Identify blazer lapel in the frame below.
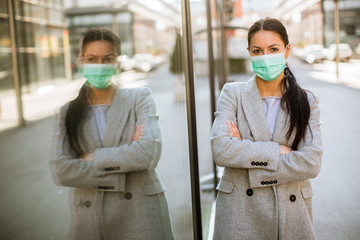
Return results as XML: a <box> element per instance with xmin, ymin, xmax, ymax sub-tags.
<box><xmin>102</xmin><ymin>88</ymin><xmax>131</xmax><ymax>147</ymax></box>
<box><xmin>241</xmin><ymin>77</ymin><xmax>271</xmax><ymax>141</ymax></box>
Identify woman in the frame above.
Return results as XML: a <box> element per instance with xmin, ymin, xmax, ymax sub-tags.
<box><xmin>50</xmin><ymin>28</ymin><xmax>173</xmax><ymax>240</ymax></box>
<box><xmin>211</xmin><ymin>18</ymin><xmax>322</xmax><ymax>240</ymax></box>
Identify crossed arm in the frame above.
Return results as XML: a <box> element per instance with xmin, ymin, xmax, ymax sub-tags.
<box><xmin>50</xmin><ymin>88</ymin><xmax>161</xmax><ymax>191</ymax></box>
<box><xmin>80</xmin><ymin>125</ymin><xmax>144</xmax><ymax>162</ymax></box>
<box><xmin>211</xmin><ymin>84</ymin><xmax>322</xmax><ymax>188</ymax></box>
<box><xmin>226</xmin><ymin>121</ymin><xmax>292</xmax><ymax>155</ymax></box>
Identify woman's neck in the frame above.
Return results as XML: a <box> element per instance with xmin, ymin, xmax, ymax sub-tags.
<box><xmin>88</xmin><ymin>84</ymin><xmax>116</xmax><ymax>105</ymax></box>
<box><xmin>256</xmin><ymin>72</ymin><xmax>284</xmax><ymax>98</ymax></box>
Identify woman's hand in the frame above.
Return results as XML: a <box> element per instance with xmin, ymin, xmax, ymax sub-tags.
<box><xmin>227</xmin><ymin>121</ymin><xmax>242</xmax><ymax>140</ymax></box>
<box><xmin>279</xmin><ymin>145</ymin><xmax>292</xmax><ymax>155</ymax></box>
<box><xmin>133</xmin><ymin>125</ymin><xmax>144</xmax><ymax>142</ymax></box>
<box><xmin>80</xmin><ymin>152</ymin><xmax>94</xmax><ymax>162</ymax></box>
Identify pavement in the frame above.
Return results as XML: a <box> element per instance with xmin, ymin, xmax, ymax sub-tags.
<box><xmin>0</xmin><ymin>58</ymin><xmax>360</xmax><ymax>240</ymax></box>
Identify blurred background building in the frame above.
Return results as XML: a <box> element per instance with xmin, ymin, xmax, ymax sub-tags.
<box><xmin>0</xmin><ymin>0</ymin><xmax>69</xmax><ymax>92</ymax></box>
<box><xmin>64</xmin><ymin>0</ymin><xmax>181</xmax><ymax>70</ymax></box>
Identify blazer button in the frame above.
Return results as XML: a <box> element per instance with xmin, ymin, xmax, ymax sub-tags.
<box><xmin>104</xmin><ymin>168</ymin><xmax>109</xmax><ymax>171</ymax></box>
<box><xmin>274</xmin><ymin>180</ymin><xmax>278</xmax><ymax>184</ymax></box>
<box><xmin>269</xmin><ymin>181</ymin><xmax>274</xmax><ymax>184</ymax></box>
<box><xmin>290</xmin><ymin>194</ymin><xmax>296</xmax><ymax>202</ymax></box>
<box><xmin>85</xmin><ymin>201</ymin><xmax>91</xmax><ymax>208</ymax></box>
<box><xmin>261</xmin><ymin>181</ymin><xmax>265</xmax><ymax>185</ymax></box>
<box><xmin>116</xmin><ymin>166</ymin><xmax>120</xmax><ymax>170</ymax></box>
<box><xmin>246</xmin><ymin>189</ymin><xmax>253</xmax><ymax>196</ymax></box>
<box><xmin>264</xmin><ymin>162</ymin><xmax>268</xmax><ymax>166</ymax></box>
<box><xmin>251</xmin><ymin>162</ymin><xmax>255</xmax><ymax>166</ymax></box>
<box><xmin>98</xmin><ymin>186</ymin><xmax>103</xmax><ymax>189</ymax></box>
<box><xmin>125</xmin><ymin>192</ymin><xmax>132</xmax><ymax>200</ymax></box>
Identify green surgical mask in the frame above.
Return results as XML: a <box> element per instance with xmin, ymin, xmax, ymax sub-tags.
<box><xmin>250</xmin><ymin>48</ymin><xmax>287</xmax><ymax>81</ymax></box>
<box><xmin>82</xmin><ymin>64</ymin><xmax>118</xmax><ymax>89</ymax></box>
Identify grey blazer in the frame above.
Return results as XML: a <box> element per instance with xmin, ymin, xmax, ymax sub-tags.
<box><xmin>50</xmin><ymin>87</ymin><xmax>173</xmax><ymax>240</ymax></box>
<box><xmin>211</xmin><ymin>77</ymin><xmax>322</xmax><ymax>240</ymax></box>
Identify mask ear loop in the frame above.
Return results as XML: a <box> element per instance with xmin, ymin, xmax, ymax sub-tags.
<box><xmin>284</xmin><ymin>44</ymin><xmax>290</xmax><ymax>68</ymax></box>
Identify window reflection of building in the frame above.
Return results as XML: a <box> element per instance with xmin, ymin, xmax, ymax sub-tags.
<box><xmin>323</xmin><ymin>0</ymin><xmax>360</xmax><ymax>49</ymax></box>
<box><xmin>0</xmin><ymin>0</ymin><xmax>69</xmax><ymax>128</ymax></box>
<box><xmin>0</xmin><ymin>1</ymin><xmax>13</xmax><ymax>91</ymax></box>
<box><xmin>65</xmin><ymin>0</ymin><xmax>180</xmax><ymax>74</ymax></box>
<box><xmin>2</xmin><ymin>0</ymin><xmax>69</xmax><ymax>93</ymax></box>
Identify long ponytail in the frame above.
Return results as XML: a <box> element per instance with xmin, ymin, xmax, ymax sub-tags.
<box><xmin>282</xmin><ymin>66</ymin><xmax>312</xmax><ymax>150</ymax></box>
<box><xmin>65</xmin><ymin>85</ymin><xmax>89</xmax><ymax>156</ymax></box>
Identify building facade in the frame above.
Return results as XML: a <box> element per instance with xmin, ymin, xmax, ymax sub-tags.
<box><xmin>0</xmin><ymin>0</ymin><xmax>69</xmax><ymax>93</ymax></box>
<box><xmin>0</xmin><ymin>0</ymin><xmax>69</xmax><ymax>127</ymax></box>
<box><xmin>65</xmin><ymin>0</ymin><xmax>179</xmax><ymax>71</ymax></box>
<box><xmin>323</xmin><ymin>0</ymin><xmax>360</xmax><ymax>50</ymax></box>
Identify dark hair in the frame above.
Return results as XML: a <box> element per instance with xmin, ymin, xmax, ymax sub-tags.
<box><xmin>248</xmin><ymin>18</ymin><xmax>312</xmax><ymax>150</ymax></box>
<box><xmin>65</xmin><ymin>28</ymin><xmax>121</xmax><ymax>156</ymax></box>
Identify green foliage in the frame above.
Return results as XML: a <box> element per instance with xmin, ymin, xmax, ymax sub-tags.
<box><xmin>169</xmin><ymin>32</ymin><xmax>184</xmax><ymax>74</ymax></box>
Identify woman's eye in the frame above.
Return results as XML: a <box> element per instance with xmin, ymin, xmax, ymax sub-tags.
<box><xmin>253</xmin><ymin>49</ymin><xmax>261</xmax><ymax>54</ymax></box>
<box><xmin>88</xmin><ymin>58</ymin><xmax>97</xmax><ymax>62</ymax></box>
<box><xmin>270</xmin><ymin>48</ymin><xmax>279</xmax><ymax>52</ymax></box>
<box><xmin>103</xmin><ymin>58</ymin><xmax>114</xmax><ymax>63</ymax></box>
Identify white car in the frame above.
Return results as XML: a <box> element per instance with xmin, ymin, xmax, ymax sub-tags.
<box><xmin>118</xmin><ymin>55</ymin><xmax>135</xmax><ymax>71</ymax></box>
<box><xmin>132</xmin><ymin>53</ymin><xmax>163</xmax><ymax>72</ymax></box>
<box><xmin>302</xmin><ymin>44</ymin><xmax>327</xmax><ymax>64</ymax></box>
<box><xmin>326</xmin><ymin>43</ymin><xmax>353</xmax><ymax>61</ymax></box>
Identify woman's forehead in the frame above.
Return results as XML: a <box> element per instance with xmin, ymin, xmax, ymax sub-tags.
<box><xmin>249</xmin><ymin>30</ymin><xmax>284</xmax><ymax>47</ymax></box>
<box><xmin>82</xmin><ymin>40</ymin><xmax>116</xmax><ymax>55</ymax></box>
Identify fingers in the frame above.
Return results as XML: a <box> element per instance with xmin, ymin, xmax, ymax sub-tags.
<box><xmin>80</xmin><ymin>153</ymin><xmax>94</xmax><ymax>162</ymax></box>
<box><xmin>133</xmin><ymin>125</ymin><xmax>144</xmax><ymax>142</ymax></box>
<box><xmin>227</xmin><ymin>121</ymin><xmax>241</xmax><ymax>139</ymax></box>
<box><xmin>279</xmin><ymin>145</ymin><xmax>292</xmax><ymax>154</ymax></box>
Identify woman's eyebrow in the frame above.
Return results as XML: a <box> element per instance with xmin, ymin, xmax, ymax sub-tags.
<box><xmin>83</xmin><ymin>54</ymin><xmax>116</xmax><ymax>57</ymax></box>
<box><xmin>268</xmin><ymin>44</ymin><xmax>281</xmax><ymax>47</ymax></box>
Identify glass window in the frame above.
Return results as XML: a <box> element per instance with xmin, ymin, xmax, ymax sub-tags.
<box><xmin>47</xmin><ymin>8</ymin><xmax>64</xmax><ymax>22</ymax></box>
<box><xmin>0</xmin><ymin>18</ymin><xmax>11</xmax><ymax>48</ymax></box>
<box><xmin>0</xmin><ymin>0</ymin><xmax>8</xmax><ymax>14</ymax></box>
<box><xmin>116</xmin><ymin>11</ymin><xmax>132</xmax><ymax>23</ymax></box>
<box><xmin>30</xmin><ymin>4</ymin><xmax>46</xmax><ymax>19</ymax></box>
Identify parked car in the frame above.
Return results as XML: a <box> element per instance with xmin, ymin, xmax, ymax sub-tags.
<box><xmin>302</xmin><ymin>44</ymin><xmax>327</xmax><ymax>64</ymax></box>
<box><xmin>326</xmin><ymin>43</ymin><xmax>353</xmax><ymax>61</ymax></box>
<box><xmin>355</xmin><ymin>43</ymin><xmax>360</xmax><ymax>55</ymax></box>
<box><xmin>118</xmin><ymin>55</ymin><xmax>135</xmax><ymax>71</ymax></box>
<box><xmin>132</xmin><ymin>53</ymin><xmax>162</xmax><ymax>72</ymax></box>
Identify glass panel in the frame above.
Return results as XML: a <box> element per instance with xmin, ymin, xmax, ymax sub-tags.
<box><xmin>0</xmin><ymin>14</ymin><xmax>19</xmax><ymax>130</ymax></box>
<box><xmin>60</xmin><ymin>1</ymin><xmax>195</xmax><ymax>239</ymax></box>
<box><xmin>0</xmin><ymin>0</ymin><xmax>8</xmax><ymax>14</ymax></box>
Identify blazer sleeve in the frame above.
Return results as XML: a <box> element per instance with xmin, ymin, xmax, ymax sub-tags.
<box><xmin>49</xmin><ymin>104</ymin><xmax>126</xmax><ymax>192</ymax></box>
<box><xmin>92</xmin><ymin>88</ymin><xmax>162</xmax><ymax>174</ymax></box>
<box><xmin>248</xmin><ymin>93</ymin><xmax>323</xmax><ymax>188</ymax></box>
<box><xmin>211</xmin><ymin>83</ymin><xmax>280</xmax><ymax>171</ymax></box>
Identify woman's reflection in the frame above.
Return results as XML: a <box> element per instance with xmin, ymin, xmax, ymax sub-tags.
<box><xmin>50</xmin><ymin>28</ymin><xmax>173</xmax><ymax>240</ymax></box>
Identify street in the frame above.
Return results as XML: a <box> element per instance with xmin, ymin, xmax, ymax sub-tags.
<box><xmin>0</xmin><ymin>57</ymin><xmax>360</xmax><ymax>239</ymax></box>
